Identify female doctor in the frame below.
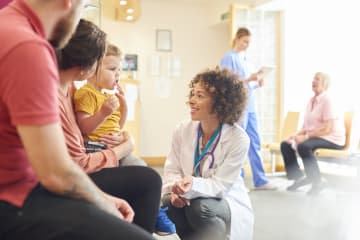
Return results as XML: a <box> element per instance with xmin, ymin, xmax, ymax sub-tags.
<box><xmin>162</xmin><ymin>68</ymin><xmax>254</xmax><ymax>240</ymax></box>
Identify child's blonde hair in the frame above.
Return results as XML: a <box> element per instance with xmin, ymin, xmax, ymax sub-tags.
<box><xmin>106</xmin><ymin>42</ymin><xmax>122</xmax><ymax>58</ymax></box>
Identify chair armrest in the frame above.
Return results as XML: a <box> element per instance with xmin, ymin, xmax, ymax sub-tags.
<box><xmin>262</xmin><ymin>143</ymin><xmax>270</xmax><ymax>149</ymax></box>
<box><xmin>314</xmin><ymin>148</ymin><xmax>350</xmax><ymax>158</ymax></box>
<box><xmin>267</xmin><ymin>143</ymin><xmax>280</xmax><ymax>152</ymax></box>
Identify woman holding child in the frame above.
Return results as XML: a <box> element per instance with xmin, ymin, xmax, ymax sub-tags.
<box><xmin>56</xmin><ymin>19</ymin><xmax>162</xmax><ymax>235</ymax></box>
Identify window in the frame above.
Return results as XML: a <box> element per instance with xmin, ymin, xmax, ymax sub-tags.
<box><xmin>231</xmin><ymin>5</ymin><xmax>281</xmax><ymax>145</ymax></box>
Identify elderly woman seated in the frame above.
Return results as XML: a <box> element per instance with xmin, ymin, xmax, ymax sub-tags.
<box><xmin>280</xmin><ymin>72</ymin><xmax>345</xmax><ymax>195</ymax></box>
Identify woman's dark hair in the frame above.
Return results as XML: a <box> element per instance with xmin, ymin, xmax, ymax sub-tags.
<box><xmin>56</xmin><ymin>19</ymin><xmax>106</xmax><ymax>71</ymax></box>
<box><xmin>188</xmin><ymin>67</ymin><xmax>248</xmax><ymax>125</ymax></box>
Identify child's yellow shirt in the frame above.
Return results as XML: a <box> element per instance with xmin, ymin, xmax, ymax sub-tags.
<box><xmin>74</xmin><ymin>83</ymin><xmax>121</xmax><ymax>141</ymax></box>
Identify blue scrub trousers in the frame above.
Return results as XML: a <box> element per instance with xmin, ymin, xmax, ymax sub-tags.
<box><xmin>241</xmin><ymin>111</ymin><xmax>268</xmax><ymax>187</ymax></box>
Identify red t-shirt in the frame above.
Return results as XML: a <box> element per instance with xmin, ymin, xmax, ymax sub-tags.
<box><xmin>0</xmin><ymin>0</ymin><xmax>60</xmax><ymax>207</ymax></box>
<box><xmin>0</xmin><ymin>0</ymin><xmax>13</xmax><ymax>9</ymax></box>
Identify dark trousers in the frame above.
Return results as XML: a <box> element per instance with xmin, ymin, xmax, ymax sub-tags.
<box><xmin>164</xmin><ymin>197</ymin><xmax>231</xmax><ymax>240</ymax></box>
<box><xmin>0</xmin><ymin>166</ymin><xmax>160</xmax><ymax>240</ymax></box>
<box><xmin>280</xmin><ymin>137</ymin><xmax>344</xmax><ymax>183</ymax></box>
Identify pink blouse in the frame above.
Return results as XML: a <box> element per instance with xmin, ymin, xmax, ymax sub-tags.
<box><xmin>302</xmin><ymin>92</ymin><xmax>345</xmax><ymax>146</ymax></box>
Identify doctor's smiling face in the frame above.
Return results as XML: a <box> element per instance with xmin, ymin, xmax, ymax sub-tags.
<box><xmin>188</xmin><ymin>68</ymin><xmax>247</xmax><ymax>125</ymax></box>
<box><xmin>189</xmin><ymin>82</ymin><xmax>217</xmax><ymax>122</ymax></box>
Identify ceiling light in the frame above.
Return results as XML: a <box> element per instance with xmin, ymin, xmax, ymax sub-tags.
<box><xmin>126</xmin><ymin>15</ymin><xmax>134</xmax><ymax>21</ymax></box>
<box><xmin>119</xmin><ymin>0</ymin><xmax>127</xmax><ymax>5</ymax></box>
<box><xmin>126</xmin><ymin>8</ymin><xmax>134</xmax><ymax>13</ymax></box>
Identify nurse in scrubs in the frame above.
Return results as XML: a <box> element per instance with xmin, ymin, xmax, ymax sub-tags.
<box><xmin>220</xmin><ymin>27</ymin><xmax>275</xmax><ymax>190</ymax></box>
<box><xmin>162</xmin><ymin>67</ymin><xmax>254</xmax><ymax>240</ymax></box>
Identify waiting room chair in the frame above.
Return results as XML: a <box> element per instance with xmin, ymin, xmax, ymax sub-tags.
<box><xmin>315</xmin><ymin>111</ymin><xmax>360</xmax><ymax>172</ymax></box>
<box><xmin>264</xmin><ymin>111</ymin><xmax>301</xmax><ymax>175</ymax></box>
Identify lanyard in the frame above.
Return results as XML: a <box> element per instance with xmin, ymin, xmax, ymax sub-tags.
<box><xmin>193</xmin><ymin>123</ymin><xmax>222</xmax><ymax>176</ymax></box>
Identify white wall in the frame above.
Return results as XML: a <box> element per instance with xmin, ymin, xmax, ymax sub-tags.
<box><xmin>281</xmin><ymin>0</ymin><xmax>360</xmax><ymax>114</ymax></box>
<box><xmin>101</xmin><ymin>0</ymin><xmax>360</xmax><ymax>157</ymax></box>
<box><xmin>102</xmin><ymin>0</ymin><xmax>229</xmax><ymax>156</ymax></box>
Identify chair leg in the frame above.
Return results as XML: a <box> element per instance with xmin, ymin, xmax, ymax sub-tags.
<box><xmin>266</xmin><ymin>151</ymin><xmax>286</xmax><ymax>177</ymax></box>
<box><xmin>264</xmin><ymin>152</ymin><xmax>276</xmax><ymax>177</ymax></box>
<box><xmin>271</xmin><ymin>152</ymin><xmax>276</xmax><ymax>175</ymax></box>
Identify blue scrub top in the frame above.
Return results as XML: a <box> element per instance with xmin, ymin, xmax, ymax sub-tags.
<box><xmin>220</xmin><ymin>50</ymin><xmax>257</xmax><ymax>113</ymax></box>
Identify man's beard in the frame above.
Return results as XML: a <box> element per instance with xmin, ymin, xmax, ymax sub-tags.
<box><xmin>50</xmin><ymin>8</ymin><xmax>77</xmax><ymax>49</ymax></box>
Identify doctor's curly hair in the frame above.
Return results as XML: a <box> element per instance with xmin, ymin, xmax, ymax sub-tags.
<box><xmin>188</xmin><ymin>67</ymin><xmax>248</xmax><ymax>125</ymax></box>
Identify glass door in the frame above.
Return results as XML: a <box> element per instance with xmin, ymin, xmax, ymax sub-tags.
<box><xmin>230</xmin><ymin>5</ymin><xmax>282</xmax><ymax>167</ymax></box>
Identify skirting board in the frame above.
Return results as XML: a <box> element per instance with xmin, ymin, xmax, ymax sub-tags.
<box><xmin>141</xmin><ymin>156</ymin><xmax>285</xmax><ymax>174</ymax></box>
<box><xmin>141</xmin><ymin>156</ymin><xmax>166</xmax><ymax>166</ymax></box>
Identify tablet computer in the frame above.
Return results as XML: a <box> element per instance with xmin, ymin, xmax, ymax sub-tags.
<box><xmin>258</xmin><ymin>66</ymin><xmax>275</xmax><ymax>77</ymax></box>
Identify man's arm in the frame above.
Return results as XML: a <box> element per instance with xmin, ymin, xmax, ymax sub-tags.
<box><xmin>17</xmin><ymin>123</ymin><xmax>122</xmax><ymax>219</ymax></box>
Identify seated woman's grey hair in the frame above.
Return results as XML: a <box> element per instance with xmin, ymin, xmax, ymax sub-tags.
<box><xmin>316</xmin><ymin>72</ymin><xmax>330</xmax><ymax>90</ymax></box>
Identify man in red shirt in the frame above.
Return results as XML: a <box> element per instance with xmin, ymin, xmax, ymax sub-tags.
<box><xmin>0</xmin><ymin>1</ymin><xmax>154</xmax><ymax>239</ymax></box>
<box><xmin>0</xmin><ymin>0</ymin><xmax>12</xmax><ymax>9</ymax></box>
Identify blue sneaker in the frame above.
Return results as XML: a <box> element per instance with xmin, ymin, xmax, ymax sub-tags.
<box><xmin>155</xmin><ymin>207</ymin><xmax>176</xmax><ymax>236</ymax></box>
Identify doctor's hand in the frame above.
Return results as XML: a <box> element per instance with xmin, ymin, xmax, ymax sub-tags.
<box><xmin>172</xmin><ymin>176</ymin><xmax>193</xmax><ymax>195</ymax></box>
<box><xmin>170</xmin><ymin>193</ymin><xmax>190</xmax><ymax>208</ymax></box>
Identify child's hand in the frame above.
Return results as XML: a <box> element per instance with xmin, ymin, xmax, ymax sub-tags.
<box><xmin>116</xmin><ymin>84</ymin><xmax>126</xmax><ymax>96</ymax></box>
<box><xmin>101</xmin><ymin>95</ymin><xmax>119</xmax><ymax>116</ymax></box>
<box><xmin>115</xmin><ymin>84</ymin><xmax>126</xmax><ymax>104</ymax></box>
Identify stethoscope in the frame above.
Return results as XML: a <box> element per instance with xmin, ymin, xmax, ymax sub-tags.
<box><xmin>193</xmin><ymin>123</ymin><xmax>222</xmax><ymax>177</ymax></box>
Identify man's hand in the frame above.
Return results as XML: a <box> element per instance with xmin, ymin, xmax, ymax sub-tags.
<box><xmin>105</xmin><ymin>193</ymin><xmax>134</xmax><ymax>223</ymax></box>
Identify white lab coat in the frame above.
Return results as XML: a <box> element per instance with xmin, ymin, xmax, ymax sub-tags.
<box><xmin>163</xmin><ymin>120</ymin><xmax>254</xmax><ymax>240</ymax></box>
